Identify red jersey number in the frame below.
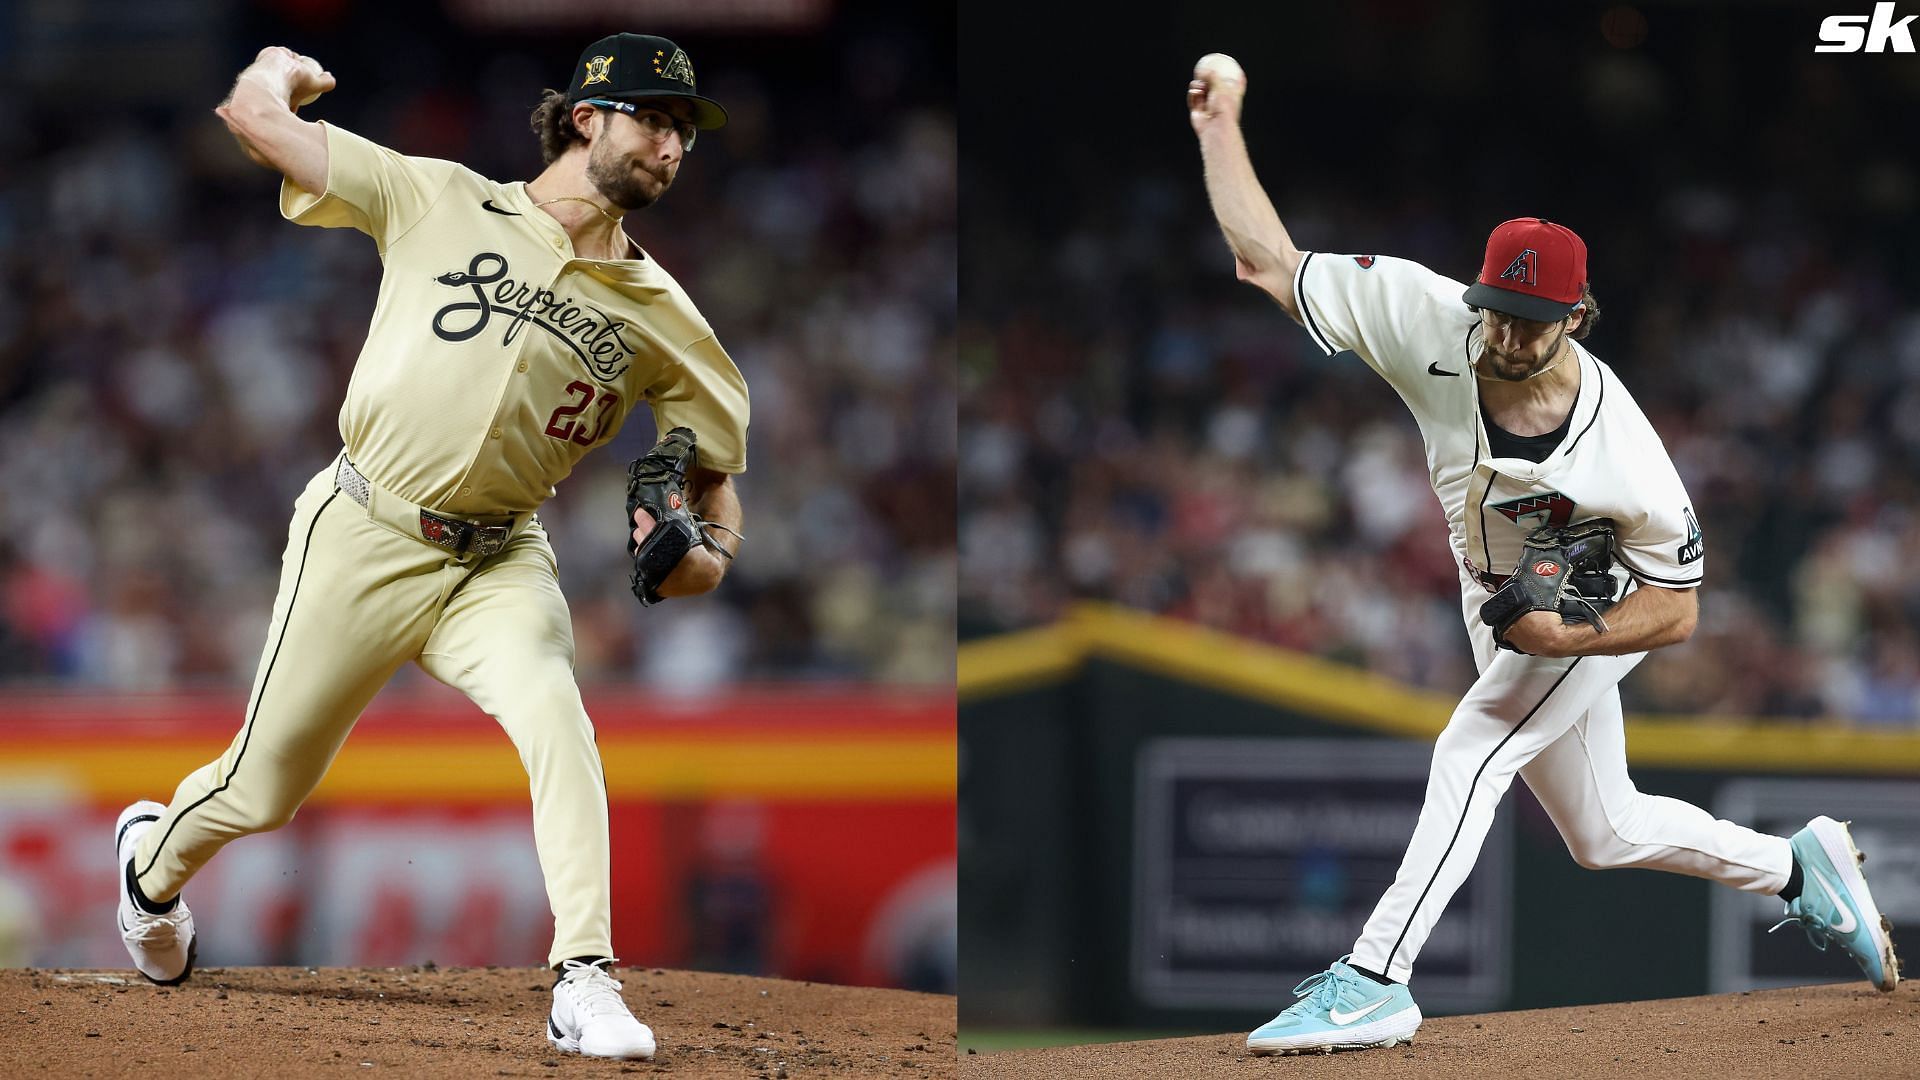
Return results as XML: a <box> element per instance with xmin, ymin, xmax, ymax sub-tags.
<box><xmin>544</xmin><ymin>380</ymin><xmax>619</xmax><ymax>446</ymax></box>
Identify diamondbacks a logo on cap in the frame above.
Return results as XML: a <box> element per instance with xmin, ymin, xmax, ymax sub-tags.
<box><xmin>582</xmin><ymin>55</ymin><xmax>614</xmax><ymax>87</ymax></box>
<box><xmin>1499</xmin><ymin>248</ymin><xmax>1539</xmax><ymax>286</ymax></box>
<box><xmin>654</xmin><ymin>46</ymin><xmax>695</xmax><ymax>88</ymax></box>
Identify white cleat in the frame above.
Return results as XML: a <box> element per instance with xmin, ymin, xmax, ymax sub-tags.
<box><xmin>547</xmin><ymin>958</ymin><xmax>657</xmax><ymax>1060</ymax></box>
<box><xmin>114</xmin><ymin>800</ymin><xmax>196</xmax><ymax>985</ymax></box>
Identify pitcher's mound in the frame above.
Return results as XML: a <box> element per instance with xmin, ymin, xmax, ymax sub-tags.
<box><xmin>2</xmin><ymin>965</ymin><xmax>955</xmax><ymax>1078</ymax></box>
<box><xmin>963</xmin><ymin>982</ymin><xmax>1917</xmax><ymax>1078</ymax></box>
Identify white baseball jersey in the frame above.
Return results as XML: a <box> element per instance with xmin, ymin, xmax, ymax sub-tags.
<box><xmin>1282</xmin><ymin>253</ymin><xmax>1790</xmax><ymax>993</ymax></box>
<box><xmin>1290</xmin><ymin>252</ymin><xmax>1705</xmax><ymax>600</ymax></box>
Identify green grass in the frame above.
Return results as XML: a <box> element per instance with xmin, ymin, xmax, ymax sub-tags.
<box><xmin>960</xmin><ymin>1028</ymin><xmax>1216</xmax><ymax>1053</ymax></box>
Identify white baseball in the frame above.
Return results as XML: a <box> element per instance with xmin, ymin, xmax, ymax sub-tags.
<box><xmin>1195</xmin><ymin>52</ymin><xmax>1245</xmax><ymax>86</ymax></box>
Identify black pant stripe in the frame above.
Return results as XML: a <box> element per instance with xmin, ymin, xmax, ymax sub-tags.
<box><xmin>137</xmin><ymin>489</ymin><xmax>341</xmax><ymax>882</ymax></box>
<box><xmin>1383</xmin><ymin>656</ymin><xmax>1584</xmax><ymax>973</ymax></box>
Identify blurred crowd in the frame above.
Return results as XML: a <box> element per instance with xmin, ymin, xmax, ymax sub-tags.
<box><xmin>0</xmin><ymin>21</ymin><xmax>955</xmax><ymax>691</ymax></box>
<box><xmin>960</xmin><ymin>51</ymin><xmax>1920</xmax><ymax>724</ymax></box>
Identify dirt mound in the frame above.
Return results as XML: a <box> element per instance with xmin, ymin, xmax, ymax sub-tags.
<box><xmin>962</xmin><ymin>982</ymin><xmax>1919</xmax><ymax>1079</ymax></box>
<box><xmin>2</xmin><ymin>966</ymin><xmax>955</xmax><ymax>1078</ymax></box>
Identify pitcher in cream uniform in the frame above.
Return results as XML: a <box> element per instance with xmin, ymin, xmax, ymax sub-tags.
<box><xmin>111</xmin><ymin>34</ymin><xmax>748</xmax><ymax>1061</ymax></box>
<box><xmin>1186</xmin><ymin>53</ymin><xmax>1897</xmax><ymax>1056</ymax></box>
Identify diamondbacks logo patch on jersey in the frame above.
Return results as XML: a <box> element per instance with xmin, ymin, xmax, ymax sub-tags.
<box><xmin>1491</xmin><ymin>491</ymin><xmax>1574</xmax><ymax>529</ymax></box>
<box><xmin>582</xmin><ymin>55</ymin><xmax>614</xmax><ymax>88</ymax></box>
<box><xmin>1677</xmin><ymin>507</ymin><xmax>1704</xmax><ymax>564</ymax></box>
<box><xmin>1354</xmin><ymin>255</ymin><xmax>1376</xmax><ymax>269</ymax></box>
<box><xmin>655</xmin><ymin>46</ymin><xmax>695</xmax><ymax>88</ymax></box>
<box><xmin>1499</xmin><ymin>248</ymin><xmax>1539</xmax><ymax>286</ymax></box>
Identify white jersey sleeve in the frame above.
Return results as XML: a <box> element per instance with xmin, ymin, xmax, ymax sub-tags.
<box><xmin>1292</xmin><ymin>253</ymin><xmax>1470</xmax><ymax>385</ymax></box>
<box><xmin>1610</xmin><ymin>451</ymin><xmax>1706</xmax><ymax>588</ymax></box>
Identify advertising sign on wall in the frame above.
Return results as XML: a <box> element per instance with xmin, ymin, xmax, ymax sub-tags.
<box><xmin>1131</xmin><ymin>738</ymin><xmax>1510</xmax><ymax>1013</ymax></box>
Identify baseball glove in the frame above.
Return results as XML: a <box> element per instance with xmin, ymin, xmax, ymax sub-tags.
<box><xmin>626</xmin><ymin>427</ymin><xmax>704</xmax><ymax>607</ymax></box>
<box><xmin>1479</xmin><ymin>518</ymin><xmax>1620</xmax><ymax>653</ymax></box>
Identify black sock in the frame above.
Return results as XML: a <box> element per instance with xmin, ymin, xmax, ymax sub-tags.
<box><xmin>1779</xmin><ymin>857</ymin><xmax>1804</xmax><ymax>903</ymax></box>
<box><xmin>1348</xmin><ymin>963</ymin><xmax>1396</xmax><ymax>986</ymax></box>
<box><xmin>552</xmin><ymin>956</ymin><xmax>613</xmax><ymax>985</ymax></box>
<box><xmin>124</xmin><ymin>858</ymin><xmax>179</xmax><ymax>916</ymax></box>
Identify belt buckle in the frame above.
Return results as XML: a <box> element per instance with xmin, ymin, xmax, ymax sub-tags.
<box><xmin>418</xmin><ymin>511</ymin><xmax>474</xmax><ymax>555</ymax></box>
<box><xmin>420</xmin><ymin>510</ymin><xmax>512</xmax><ymax>557</ymax></box>
<box><xmin>471</xmin><ymin>527</ymin><xmax>510</xmax><ymax>557</ymax></box>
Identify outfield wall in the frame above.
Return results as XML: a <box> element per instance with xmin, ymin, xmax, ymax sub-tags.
<box><xmin>959</xmin><ymin>604</ymin><xmax>1920</xmax><ymax>1029</ymax></box>
<box><xmin>0</xmin><ymin>685</ymin><xmax>956</xmax><ymax>992</ymax></box>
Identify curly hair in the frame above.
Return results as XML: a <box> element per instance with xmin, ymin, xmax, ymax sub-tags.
<box><xmin>530</xmin><ymin>89</ymin><xmax>588</xmax><ymax>165</ymax></box>
<box><xmin>1571</xmin><ymin>283</ymin><xmax>1601</xmax><ymax>341</ymax></box>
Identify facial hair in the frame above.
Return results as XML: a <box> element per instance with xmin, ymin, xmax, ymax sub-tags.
<box><xmin>1477</xmin><ymin>325</ymin><xmax>1568</xmax><ymax>382</ymax></box>
<box><xmin>585</xmin><ymin>138</ymin><xmax>670</xmax><ymax>211</ymax></box>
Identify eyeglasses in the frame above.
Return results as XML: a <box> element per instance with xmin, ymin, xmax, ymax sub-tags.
<box><xmin>582</xmin><ymin>98</ymin><xmax>697</xmax><ymax>151</ymax></box>
<box><xmin>1480</xmin><ymin>308</ymin><xmax>1561</xmax><ymax>333</ymax></box>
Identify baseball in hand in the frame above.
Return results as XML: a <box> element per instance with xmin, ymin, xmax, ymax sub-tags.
<box><xmin>1194</xmin><ymin>53</ymin><xmax>1245</xmax><ymax>86</ymax></box>
<box><xmin>1189</xmin><ymin>52</ymin><xmax>1246</xmax><ymax>131</ymax></box>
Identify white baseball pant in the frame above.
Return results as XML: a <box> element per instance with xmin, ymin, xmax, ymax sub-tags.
<box><xmin>1347</xmin><ymin>572</ymin><xmax>1794</xmax><ymax>983</ymax></box>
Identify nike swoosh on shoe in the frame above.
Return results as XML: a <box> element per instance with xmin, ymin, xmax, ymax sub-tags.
<box><xmin>1328</xmin><ymin>997</ymin><xmax>1391</xmax><ymax>1026</ymax></box>
<box><xmin>1810</xmin><ymin>866</ymin><xmax>1858</xmax><ymax>933</ymax></box>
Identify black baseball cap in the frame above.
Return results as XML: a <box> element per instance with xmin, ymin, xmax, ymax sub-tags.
<box><xmin>566</xmin><ymin>33</ymin><xmax>728</xmax><ymax>131</ymax></box>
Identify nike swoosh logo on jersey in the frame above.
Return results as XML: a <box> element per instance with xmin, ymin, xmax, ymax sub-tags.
<box><xmin>1809</xmin><ymin>866</ymin><xmax>1858</xmax><ymax>934</ymax></box>
<box><xmin>481</xmin><ymin>199</ymin><xmax>521</xmax><ymax>216</ymax></box>
<box><xmin>1327</xmin><ymin>997</ymin><xmax>1391</xmax><ymax>1026</ymax></box>
<box><xmin>1427</xmin><ymin>362</ymin><xmax>1459</xmax><ymax>377</ymax></box>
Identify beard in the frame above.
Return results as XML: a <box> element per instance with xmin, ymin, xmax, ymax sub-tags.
<box><xmin>1477</xmin><ymin>326</ymin><xmax>1568</xmax><ymax>381</ymax></box>
<box><xmin>585</xmin><ymin>142</ymin><xmax>671</xmax><ymax>211</ymax></box>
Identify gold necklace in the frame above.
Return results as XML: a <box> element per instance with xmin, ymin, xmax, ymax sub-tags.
<box><xmin>532</xmin><ymin>195</ymin><xmax>622</xmax><ymax>226</ymax></box>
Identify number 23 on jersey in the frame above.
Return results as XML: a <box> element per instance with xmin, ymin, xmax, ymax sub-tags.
<box><xmin>544</xmin><ymin>380</ymin><xmax>619</xmax><ymax>446</ymax></box>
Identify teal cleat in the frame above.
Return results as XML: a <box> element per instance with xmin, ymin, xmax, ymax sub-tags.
<box><xmin>1246</xmin><ymin>955</ymin><xmax>1422</xmax><ymax>1056</ymax></box>
<box><xmin>1771</xmin><ymin>816</ymin><xmax>1900</xmax><ymax>991</ymax></box>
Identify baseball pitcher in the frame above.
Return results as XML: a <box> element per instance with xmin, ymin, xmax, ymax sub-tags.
<box><xmin>1187</xmin><ymin>53</ymin><xmax>1899</xmax><ymax>1055</ymax></box>
<box><xmin>111</xmin><ymin>33</ymin><xmax>749</xmax><ymax>1061</ymax></box>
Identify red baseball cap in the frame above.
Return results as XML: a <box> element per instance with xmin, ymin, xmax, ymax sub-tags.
<box><xmin>1462</xmin><ymin>218</ymin><xmax>1588</xmax><ymax>322</ymax></box>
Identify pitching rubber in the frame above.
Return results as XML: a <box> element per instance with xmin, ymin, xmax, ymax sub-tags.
<box><xmin>1811</xmin><ymin>816</ymin><xmax>1900</xmax><ymax>990</ymax></box>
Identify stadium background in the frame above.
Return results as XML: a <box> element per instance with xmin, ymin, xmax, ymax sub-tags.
<box><xmin>0</xmin><ymin>0</ymin><xmax>957</xmax><ymax>994</ymax></box>
<box><xmin>957</xmin><ymin>0</ymin><xmax>1920</xmax><ymax>1050</ymax></box>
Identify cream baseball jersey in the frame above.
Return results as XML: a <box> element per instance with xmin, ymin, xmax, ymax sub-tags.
<box><xmin>280</xmin><ymin>122</ymin><xmax>750</xmax><ymax>515</ymax></box>
<box><xmin>1289</xmin><ymin>252</ymin><xmax>1705</xmax><ymax>595</ymax></box>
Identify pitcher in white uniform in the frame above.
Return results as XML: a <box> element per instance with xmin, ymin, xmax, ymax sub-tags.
<box><xmin>1186</xmin><ymin>53</ymin><xmax>1899</xmax><ymax>1056</ymax></box>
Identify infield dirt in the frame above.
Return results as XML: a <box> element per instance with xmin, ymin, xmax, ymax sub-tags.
<box><xmin>962</xmin><ymin>981</ymin><xmax>1919</xmax><ymax>1078</ymax></box>
<box><xmin>1</xmin><ymin>966</ymin><xmax>955</xmax><ymax>1078</ymax></box>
